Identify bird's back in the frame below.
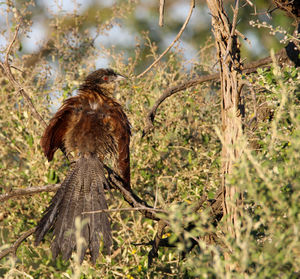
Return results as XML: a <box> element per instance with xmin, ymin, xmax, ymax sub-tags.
<box><xmin>64</xmin><ymin>91</ymin><xmax>118</xmax><ymax>159</ymax></box>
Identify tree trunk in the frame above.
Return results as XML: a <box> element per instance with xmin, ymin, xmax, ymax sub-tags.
<box><xmin>206</xmin><ymin>0</ymin><xmax>244</xmax><ymax>236</ymax></box>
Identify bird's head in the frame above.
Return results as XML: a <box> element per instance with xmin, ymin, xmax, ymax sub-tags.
<box><xmin>81</xmin><ymin>68</ymin><xmax>126</xmax><ymax>93</ymax></box>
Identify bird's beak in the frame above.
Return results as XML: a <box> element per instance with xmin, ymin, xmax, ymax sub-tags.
<box><xmin>115</xmin><ymin>74</ymin><xmax>126</xmax><ymax>82</ymax></box>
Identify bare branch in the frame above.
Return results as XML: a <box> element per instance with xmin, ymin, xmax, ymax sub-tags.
<box><xmin>137</xmin><ymin>0</ymin><xmax>195</xmax><ymax>78</ymax></box>
<box><xmin>4</xmin><ymin>23</ymin><xmax>21</xmax><ymax>67</ymax></box>
<box><xmin>142</xmin><ymin>48</ymin><xmax>290</xmax><ymax>136</ymax></box>
<box><xmin>142</xmin><ymin>73</ymin><xmax>219</xmax><ymax>136</ymax></box>
<box><xmin>0</xmin><ymin>23</ymin><xmax>47</xmax><ymax>128</ymax></box>
<box><xmin>226</xmin><ymin>0</ymin><xmax>240</xmax><ymax>58</ymax></box>
<box><xmin>245</xmin><ymin>0</ymin><xmax>253</xmax><ymax>7</ymax></box>
<box><xmin>159</xmin><ymin>0</ymin><xmax>165</xmax><ymax>27</ymax></box>
<box><xmin>235</xmin><ymin>29</ymin><xmax>251</xmax><ymax>46</ymax></box>
<box><xmin>83</xmin><ymin>206</ymin><xmax>166</xmax><ymax>214</ymax></box>
<box><xmin>0</xmin><ymin>184</ymin><xmax>60</xmax><ymax>203</ymax></box>
<box><xmin>104</xmin><ymin>165</ymin><xmax>163</xmax><ymax>221</ymax></box>
<box><xmin>0</xmin><ymin>228</ymin><xmax>35</xmax><ymax>260</ymax></box>
<box><xmin>231</xmin><ymin>0</ymin><xmax>240</xmax><ymax>38</ymax></box>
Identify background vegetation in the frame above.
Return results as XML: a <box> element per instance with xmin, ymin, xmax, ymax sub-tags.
<box><xmin>0</xmin><ymin>0</ymin><xmax>299</xmax><ymax>278</ymax></box>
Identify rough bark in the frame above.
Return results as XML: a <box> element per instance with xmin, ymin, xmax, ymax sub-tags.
<box><xmin>206</xmin><ymin>0</ymin><xmax>243</xmax><ymax>236</ymax></box>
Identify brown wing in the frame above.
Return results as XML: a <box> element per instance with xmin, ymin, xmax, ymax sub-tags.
<box><xmin>40</xmin><ymin>97</ymin><xmax>78</xmax><ymax>161</ymax></box>
<box><xmin>111</xmin><ymin>106</ymin><xmax>131</xmax><ymax>189</ymax></box>
<box><xmin>117</xmin><ymin>129</ymin><xmax>131</xmax><ymax>189</ymax></box>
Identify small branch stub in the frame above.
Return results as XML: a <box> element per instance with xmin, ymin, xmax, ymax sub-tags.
<box><xmin>159</xmin><ymin>0</ymin><xmax>165</xmax><ymax>27</ymax></box>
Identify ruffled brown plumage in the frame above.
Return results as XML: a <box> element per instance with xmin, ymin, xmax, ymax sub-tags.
<box><xmin>35</xmin><ymin>68</ymin><xmax>131</xmax><ymax>263</ymax></box>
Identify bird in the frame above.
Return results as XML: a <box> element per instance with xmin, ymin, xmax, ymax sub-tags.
<box><xmin>34</xmin><ymin>68</ymin><xmax>131</xmax><ymax>263</ymax></box>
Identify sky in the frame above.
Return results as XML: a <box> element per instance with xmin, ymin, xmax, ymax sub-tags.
<box><xmin>0</xmin><ymin>1</ymin><xmax>271</xmax><ymax>70</ymax></box>
<box><xmin>14</xmin><ymin>0</ymin><xmax>204</xmax><ymax>69</ymax></box>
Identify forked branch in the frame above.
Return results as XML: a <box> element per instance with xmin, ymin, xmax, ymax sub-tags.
<box><xmin>0</xmin><ymin>23</ymin><xmax>47</xmax><ymax>127</ymax></box>
<box><xmin>137</xmin><ymin>0</ymin><xmax>195</xmax><ymax>78</ymax></box>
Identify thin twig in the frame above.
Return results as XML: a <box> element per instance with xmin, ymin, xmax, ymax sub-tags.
<box><xmin>159</xmin><ymin>0</ymin><xmax>165</xmax><ymax>27</ymax></box>
<box><xmin>245</xmin><ymin>0</ymin><xmax>253</xmax><ymax>7</ymax></box>
<box><xmin>231</xmin><ymin>0</ymin><xmax>240</xmax><ymax>39</ymax></box>
<box><xmin>137</xmin><ymin>0</ymin><xmax>195</xmax><ymax>78</ymax></box>
<box><xmin>83</xmin><ymin>206</ymin><xmax>166</xmax><ymax>214</ymax></box>
<box><xmin>0</xmin><ymin>228</ymin><xmax>35</xmax><ymax>260</ymax></box>
<box><xmin>4</xmin><ymin>23</ymin><xmax>21</xmax><ymax>66</ymax></box>
<box><xmin>228</xmin><ymin>0</ymin><xmax>240</xmax><ymax>55</ymax></box>
<box><xmin>0</xmin><ymin>23</ymin><xmax>47</xmax><ymax>128</ymax></box>
<box><xmin>0</xmin><ymin>184</ymin><xmax>60</xmax><ymax>202</ymax></box>
<box><xmin>223</xmin><ymin>0</ymin><xmax>240</xmax><ymax>63</ymax></box>
<box><xmin>235</xmin><ymin>29</ymin><xmax>251</xmax><ymax>46</ymax></box>
<box><xmin>10</xmin><ymin>65</ymin><xmax>25</xmax><ymax>73</ymax></box>
<box><xmin>274</xmin><ymin>0</ymin><xmax>298</xmax><ymax>23</ymax></box>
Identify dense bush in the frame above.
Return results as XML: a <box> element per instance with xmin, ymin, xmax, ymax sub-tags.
<box><xmin>171</xmin><ymin>63</ymin><xmax>300</xmax><ymax>278</ymax></box>
<box><xmin>0</xmin><ymin>1</ymin><xmax>299</xmax><ymax>278</ymax></box>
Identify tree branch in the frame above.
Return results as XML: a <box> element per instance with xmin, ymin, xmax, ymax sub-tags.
<box><xmin>0</xmin><ymin>184</ymin><xmax>60</xmax><ymax>203</ymax></box>
<box><xmin>0</xmin><ymin>24</ymin><xmax>47</xmax><ymax>128</ymax></box>
<box><xmin>83</xmin><ymin>207</ymin><xmax>166</xmax><ymax>214</ymax></box>
<box><xmin>104</xmin><ymin>165</ymin><xmax>164</xmax><ymax>221</ymax></box>
<box><xmin>142</xmin><ymin>48</ymin><xmax>290</xmax><ymax>136</ymax></box>
<box><xmin>142</xmin><ymin>72</ymin><xmax>218</xmax><ymax>136</ymax></box>
<box><xmin>159</xmin><ymin>0</ymin><xmax>165</xmax><ymax>27</ymax></box>
<box><xmin>137</xmin><ymin>0</ymin><xmax>195</xmax><ymax>78</ymax></box>
<box><xmin>0</xmin><ymin>228</ymin><xmax>35</xmax><ymax>260</ymax></box>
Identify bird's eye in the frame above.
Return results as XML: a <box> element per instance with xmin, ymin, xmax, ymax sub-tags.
<box><xmin>103</xmin><ymin>75</ymin><xmax>109</xmax><ymax>81</ymax></box>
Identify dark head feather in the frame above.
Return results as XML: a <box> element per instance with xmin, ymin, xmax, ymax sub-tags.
<box><xmin>81</xmin><ymin>68</ymin><xmax>125</xmax><ymax>88</ymax></box>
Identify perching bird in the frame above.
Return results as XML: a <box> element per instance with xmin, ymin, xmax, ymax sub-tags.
<box><xmin>34</xmin><ymin>68</ymin><xmax>131</xmax><ymax>263</ymax></box>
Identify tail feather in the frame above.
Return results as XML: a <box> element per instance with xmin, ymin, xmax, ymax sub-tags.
<box><xmin>35</xmin><ymin>155</ymin><xmax>112</xmax><ymax>263</ymax></box>
<box><xmin>50</xmin><ymin>161</ymin><xmax>83</xmax><ymax>260</ymax></box>
<box><xmin>34</xmin><ymin>167</ymin><xmax>77</xmax><ymax>245</ymax></box>
<box><xmin>55</xmin><ymin>161</ymin><xmax>86</xmax><ymax>261</ymax></box>
<box><xmin>88</xmin><ymin>168</ymin><xmax>112</xmax><ymax>262</ymax></box>
<box><xmin>75</xmin><ymin>167</ymin><xmax>90</xmax><ymax>263</ymax></box>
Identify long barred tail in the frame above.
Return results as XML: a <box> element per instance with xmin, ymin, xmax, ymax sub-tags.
<box><xmin>34</xmin><ymin>155</ymin><xmax>112</xmax><ymax>263</ymax></box>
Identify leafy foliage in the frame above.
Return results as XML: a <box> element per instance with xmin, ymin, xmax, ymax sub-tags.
<box><xmin>0</xmin><ymin>1</ymin><xmax>299</xmax><ymax>278</ymax></box>
<box><xmin>172</xmin><ymin>64</ymin><xmax>300</xmax><ymax>278</ymax></box>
